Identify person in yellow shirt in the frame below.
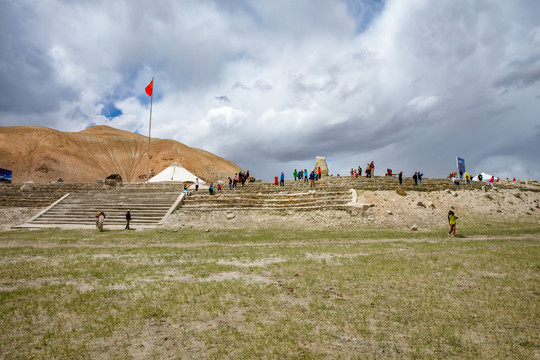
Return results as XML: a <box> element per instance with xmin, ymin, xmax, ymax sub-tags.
<box><xmin>448</xmin><ymin>210</ymin><xmax>458</xmax><ymax>237</ymax></box>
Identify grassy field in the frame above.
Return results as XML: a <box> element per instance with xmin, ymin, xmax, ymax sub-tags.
<box><xmin>0</xmin><ymin>219</ymin><xmax>539</xmax><ymax>359</ymax></box>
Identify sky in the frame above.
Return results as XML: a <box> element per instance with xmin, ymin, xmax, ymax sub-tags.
<box><xmin>1</xmin><ymin>0</ymin><xmax>539</xmax><ymax>181</ymax></box>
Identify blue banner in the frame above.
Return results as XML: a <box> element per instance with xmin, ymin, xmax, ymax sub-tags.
<box><xmin>456</xmin><ymin>157</ymin><xmax>466</xmax><ymax>179</ymax></box>
<box><xmin>0</xmin><ymin>168</ymin><xmax>12</xmax><ymax>183</ymax></box>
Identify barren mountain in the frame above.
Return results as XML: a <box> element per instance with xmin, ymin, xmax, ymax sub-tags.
<box><xmin>0</xmin><ymin>126</ymin><xmax>242</xmax><ymax>183</ymax></box>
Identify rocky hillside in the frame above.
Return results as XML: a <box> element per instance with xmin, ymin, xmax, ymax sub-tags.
<box><xmin>0</xmin><ymin>126</ymin><xmax>242</xmax><ymax>183</ymax></box>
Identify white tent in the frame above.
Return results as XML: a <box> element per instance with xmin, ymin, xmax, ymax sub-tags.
<box><xmin>149</xmin><ymin>163</ymin><xmax>205</xmax><ymax>184</ymax></box>
<box><xmin>472</xmin><ymin>172</ymin><xmax>497</xmax><ymax>182</ymax></box>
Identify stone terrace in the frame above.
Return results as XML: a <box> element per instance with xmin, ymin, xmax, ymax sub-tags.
<box><xmin>180</xmin><ymin>175</ymin><xmax>486</xmax><ymax>211</ymax></box>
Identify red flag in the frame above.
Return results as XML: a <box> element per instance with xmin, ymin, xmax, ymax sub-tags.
<box><xmin>145</xmin><ymin>80</ymin><xmax>153</xmax><ymax>96</ymax></box>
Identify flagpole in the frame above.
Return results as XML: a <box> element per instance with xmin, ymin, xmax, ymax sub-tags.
<box><xmin>146</xmin><ymin>76</ymin><xmax>154</xmax><ymax>183</ymax></box>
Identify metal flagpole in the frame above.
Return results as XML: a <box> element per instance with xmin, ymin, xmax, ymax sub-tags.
<box><xmin>146</xmin><ymin>77</ymin><xmax>154</xmax><ymax>183</ymax></box>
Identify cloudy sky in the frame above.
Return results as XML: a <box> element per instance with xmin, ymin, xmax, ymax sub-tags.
<box><xmin>1</xmin><ymin>0</ymin><xmax>539</xmax><ymax>181</ymax></box>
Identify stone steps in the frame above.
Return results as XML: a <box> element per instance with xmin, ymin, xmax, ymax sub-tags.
<box><xmin>26</xmin><ymin>191</ymin><xmax>181</xmax><ymax>227</ymax></box>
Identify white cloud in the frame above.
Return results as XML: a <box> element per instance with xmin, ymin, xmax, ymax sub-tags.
<box><xmin>0</xmin><ymin>0</ymin><xmax>539</xmax><ymax>181</ymax></box>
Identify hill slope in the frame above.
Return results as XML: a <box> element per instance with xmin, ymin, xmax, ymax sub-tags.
<box><xmin>0</xmin><ymin>126</ymin><xmax>242</xmax><ymax>183</ymax></box>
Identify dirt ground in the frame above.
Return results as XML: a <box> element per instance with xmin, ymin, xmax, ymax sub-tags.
<box><xmin>161</xmin><ymin>187</ymin><xmax>540</xmax><ymax>231</ymax></box>
<box><xmin>2</xmin><ymin>188</ymin><xmax>539</xmax><ymax>232</ymax></box>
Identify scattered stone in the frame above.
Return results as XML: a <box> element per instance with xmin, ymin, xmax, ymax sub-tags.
<box><xmin>20</xmin><ymin>181</ymin><xmax>34</xmax><ymax>191</ymax></box>
<box><xmin>386</xmin><ymin>210</ymin><xmax>393</xmax><ymax>215</ymax></box>
<box><xmin>416</xmin><ymin>201</ymin><xmax>426</xmax><ymax>208</ymax></box>
<box><xmin>445</xmin><ymin>189</ymin><xmax>451</xmax><ymax>193</ymax></box>
<box><xmin>173</xmin><ymin>229</ymin><xmax>178</xmax><ymax>232</ymax></box>
<box><xmin>396</xmin><ymin>188</ymin><xmax>407</xmax><ymax>196</ymax></box>
<box><xmin>429</xmin><ymin>203</ymin><xmax>436</xmax><ymax>209</ymax></box>
<box><xmin>367</xmin><ymin>217</ymin><xmax>375</xmax><ymax>222</ymax></box>
<box><xmin>226</xmin><ymin>213</ymin><xmax>235</xmax><ymax>220</ymax></box>
<box><xmin>496</xmin><ymin>209</ymin><xmax>502</xmax><ymax>213</ymax></box>
<box><xmin>204</xmin><ymin>229</ymin><xmax>210</xmax><ymax>232</ymax></box>
<box><xmin>482</xmin><ymin>194</ymin><xmax>492</xmax><ymax>200</ymax></box>
<box><xmin>513</xmin><ymin>193</ymin><xmax>521</xmax><ymax>198</ymax></box>
<box><xmin>410</xmin><ymin>224</ymin><xmax>418</xmax><ymax>231</ymax></box>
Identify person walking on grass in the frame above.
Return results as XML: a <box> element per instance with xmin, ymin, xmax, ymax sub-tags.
<box><xmin>448</xmin><ymin>210</ymin><xmax>458</xmax><ymax>237</ymax></box>
<box><xmin>125</xmin><ymin>210</ymin><xmax>131</xmax><ymax>230</ymax></box>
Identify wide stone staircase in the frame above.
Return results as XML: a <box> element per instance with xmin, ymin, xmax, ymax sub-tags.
<box><xmin>26</xmin><ymin>190</ymin><xmax>181</xmax><ymax>228</ymax></box>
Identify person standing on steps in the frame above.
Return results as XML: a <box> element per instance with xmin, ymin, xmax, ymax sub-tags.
<box><xmin>125</xmin><ymin>210</ymin><xmax>131</xmax><ymax>230</ymax></box>
<box><xmin>280</xmin><ymin>172</ymin><xmax>285</xmax><ymax>186</ymax></box>
<box><xmin>195</xmin><ymin>178</ymin><xmax>199</xmax><ymax>192</ymax></box>
<box><xmin>304</xmin><ymin>169</ymin><xmax>308</xmax><ymax>183</ymax></box>
<box><xmin>317</xmin><ymin>167</ymin><xmax>322</xmax><ymax>180</ymax></box>
<box><xmin>95</xmin><ymin>211</ymin><xmax>106</xmax><ymax>231</ymax></box>
<box><xmin>309</xmin><ymin>171</ymin><xmax>316</xmax><ymax>189</ymax></box>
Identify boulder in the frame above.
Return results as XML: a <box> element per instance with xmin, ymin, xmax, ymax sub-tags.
<box><xmin>226</xmin><ymin>213</ymin><xmax>235</xmax><ymax>220</ymax></box>
<box><xmin>105</xmin><ymin>173</ymin><xmax>123</xmax><ymax>186</ymax></box>
<box><xmin>410</xmin><ymin>224</ymin><xmax>418</xmax><ymax>231</ymax></box>
<box><xmin>396</xmin><ymin>188</ymin><xmax>407</xmax><ymax>196</ymax></box>
<box><xmin>314</xmin><ymin>156</ymin><xmax>329</xmax><ymax>177</ymax></box>
<box><xmin>20</xmin><ymin>181</ymin><xmax>34</xmax><ymax>191</ymax></box>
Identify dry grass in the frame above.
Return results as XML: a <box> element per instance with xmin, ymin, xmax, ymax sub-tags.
<box><xmin>0</xmin><ymin>220</ymin><xmax>539</xmax><ymax>359</ymax></box>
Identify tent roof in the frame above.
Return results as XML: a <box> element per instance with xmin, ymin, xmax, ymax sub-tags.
<box><xmin>149</xmin><ymin>163</ymin><xmax>205</xmax><ymax>183</ymax></box>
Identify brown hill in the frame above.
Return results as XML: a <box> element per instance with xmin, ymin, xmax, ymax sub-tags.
<box><xmin>0</xmin><ymin>125</ymin><xmax>242</xmax><ymax>183</ymax></box>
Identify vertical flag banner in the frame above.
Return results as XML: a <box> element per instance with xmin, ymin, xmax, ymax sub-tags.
<box><xmin>145</xmin><ymin>80</ymin><xmax>153</xmax><ymax>96</ymax></box>
<box><xmin>456</xmin><ymin>157</ymin><xmax>466</xmax><ymax>179</ymax></box>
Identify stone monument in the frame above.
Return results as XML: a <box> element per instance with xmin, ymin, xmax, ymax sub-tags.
<box><xmin>314</xmin><ymin>156</ymin><xmax>329</xmax><ymax>177</ymax></box>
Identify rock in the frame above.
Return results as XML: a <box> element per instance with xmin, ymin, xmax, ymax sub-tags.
<box><xmin>410</xmin><ymin>224</ymin><xmax>418</xmax><ymax>231</ymax></box>
<box><xmin>482</xmin><ymin>194</ymin><xmax>492</xmax><ymax>200</ymax></box>
<box><xmin>396</xmin><ymin>188</ymin><xmax>407</xmax><ymax>196</ymax></box>
<box><xmin>314</xmin><ymin>156</ymin><xmax>329</xmax><ymax>177</ymax></box>
<box><xmin>105</xmin><ymin>173</ymin><xmax>122</xmax><ymax>186</ymax></box>
<box><xmin>386</xmin><ymin>210</ymin><xmax>393</xmax><ymax>215</ymax></box>
<box><xmin>482</xmin><ymin>186</ymin><xmax>486</xmax><ymax>192</ymax></box>
<box><xmin>367</xmin><ymin>217</ymin><xmax>375</xmax><ymax>222</ymax></box>
<box><xmin>225</xmin><ymin>210</ymin><xmax>232</xmax><ymax>214</ymax></box>
<box><xmin>513</xmin><ymin>193</ymin><xmax>521</xmax><ymax>198</ymax></box>
<box><xmin>445</xmin><ymin>189</ymin><xmax>451</xmax><ymax>193</ymax></box>
<box><xmin>204</xmin><ymin>229</ymin><xmax>210</xmax><ymax>232</ymax></box>
<box><xmin>429</xmin><ymin>203</ymin><xmax>436</xmax><ymax>209</ymax></box>
<box><xmin>20</xmin><ymin>181</ymin><xmax>34</xmax><ymax>191</ymax></box>
<box><xmin>417</xmin><ymin>201</ymin><xmax>426</xmax><ymax>208</ymax></box>
<box><xmin>226</xmin><ymin>213</ymin><xmax>235</xmax><ymax>220</ymax></box>
<box><xmin>496</xmin><ymin>209</ymin><xmax>502</xmax><ymax>213</ymax></box>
